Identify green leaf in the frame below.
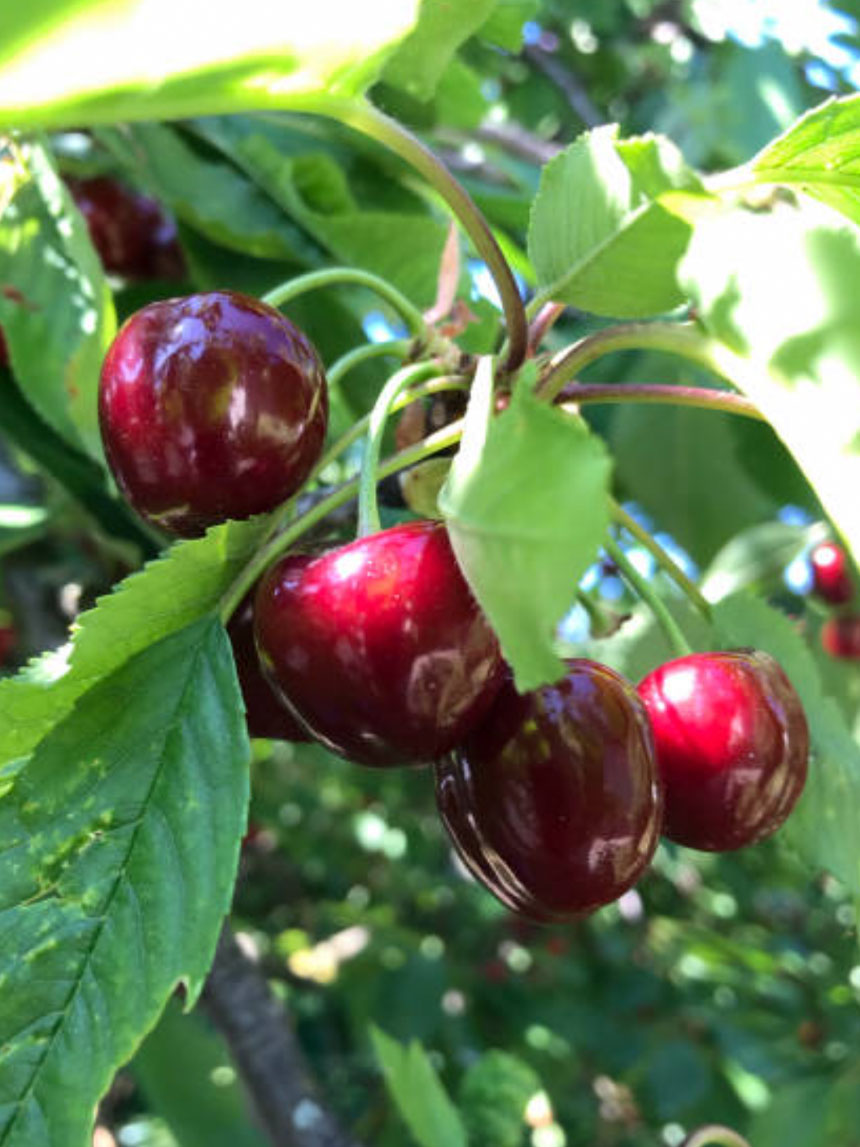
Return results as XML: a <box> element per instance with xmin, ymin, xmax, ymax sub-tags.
<box><xmin>381</xmin><ymin>0</ymin><xmax>497</xmax><ymax>101</ymax></box>
<box><xmin>0</xmin><ymin>515</ymin><xmax>267</xmax><ymax>767</ymax></box>
<box><xmin>610</xmin><ymin>402</ymin><xmax>777</xmax><ymax>566</ymax></box>
<box><xmin>103</xmin><ymin>123</ymin><xmax>321</xmax><ymax>264</ymax></box>
<box><xmin>751</xmin><ymin>94</ymin><xmax>860</xmax><ymax>227</ymax></box>
<box><xmin>0</xmin><ymin>1</ymin><xmax>422</xmax><ymax>131</ymax></box>
<box><xmin>0</xmin><ymin>617</ymin><xmax>250</xmax><ymax>1147</ymax></box>
<box><xmin>479</xmin><ymin>0</ymin><xmax>538</xmax><ymax>51</ymax></box>
<box><xmin>713</xmin><ymin>593</ymin><xmax>860</xmax><ymax>903</ymax></box>
<box><xmin>701</xmin><ymin>521</ymin><xmax>815</xmax><ymax>600</ymax></box>
<box><xmin>527</xmin><ymin>126</ymin><xmax>703</xmax><ymax>318</ymax></box>
<box><xmin>0</xmin><ymin>137</ymin><xmax>115</xmax><ymax>458</ymax></box>
<box><xmin>132</xmin><ymin>1001</ymin><xmax>267</xmax><ymax>1147</ymax></box>
<box><xmin>679</xmin><ymin>202</ymin><xmax>860</xmax><ymax>566</ymax></box>
<box><xmin>370</xmin><ymin>1026</ymin><xmax>467</xmax><ymax>1147</ymax></box>
<box><xmin>190</xmin><ymin>119</ymin><xmax>448</xmax><ymax>306</ymax></box>
<box><xmin>439</xmin><ymin>367</ymin><xmax>612</xmax><ymax>692</ymax></box>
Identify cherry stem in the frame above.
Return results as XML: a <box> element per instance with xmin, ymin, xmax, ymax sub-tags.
<box><xmin>527</xmin><ymin>301</ymin><xmax>567</xmax><ymax>353</ymax></box>
<box><xmin>326</xmin><ymin>338</ymin><xmax>412</xmax><ymax>393</ymax></box>
<box><xmin>219</xmin><ymin>417</ymin><xmax>465</xmax><ymax>622</ymax></box>
<box><xmin>611</xmin><ymin>499</ymin><xmax>712</xmax><ymax>621</ymax></box>
<box><xmin>537</xmin><ymin>322</ymin><xmax>739</xmax><ymax>401</ymax></box>
<box><xmin>313</xmin><ymin>100</ymin><xmax>528</xmax><ymax>373</ymax></box>
<box><xmin>558</xmin><ymin>383</ymin><xmax>762</xmax><ymax>420</ymax></box>
<box><xmin>603</xmin><ymin>532</ymin><xmax>692</xmax><ymax>659</ymax></box>
<box><xmin>357</xmin><ymin>361</ymin><xmax>441</xmax><ymax>537</ymax></box>
<box><xmin>682</xmin><ymin>1125</ymin><xmax>752</xmax><ymax>1147</ymax></box>
<box><xmin>262</xmin><ymin>266</ymin><xmax>427</xmax><ymax>338</ymax></box>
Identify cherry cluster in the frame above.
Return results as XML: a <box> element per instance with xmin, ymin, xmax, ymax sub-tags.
<box><xmin>810</xmin><ymin>542</ymin><xmax>860</xmax><ymax>660</ymax></box>
<box><xmin>99</xmin><ymin>291</ymin><xmax>810</xmax><ymax>923</ymax></box>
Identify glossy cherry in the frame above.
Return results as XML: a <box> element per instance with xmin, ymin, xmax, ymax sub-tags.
<box><xmin>99</xmin><ymin>291</ymin><xmax>328</xmax><ymax>536</ymax></box>
<box><xmin>227</xmin><ymin>597</ymin><xmax>310</xmax><ymax>742</ymax></box>
<box><xmin>637</xmin><ymin>650</ymin><xmax>808</xmax><ymax>852</ymax></box>
<box><xmin>821</xmin><ymin>615</ymin><xmax>860</xmax><ymax>660</ymax></box>
<box><xmin>810</xmin><ymin>542</ymin><xmax>854</xmax><ymax>605</ymax></box>
<box><xmin>66</xmin><ymin>175</ymin><xmax>186</xmax><ymax>280</ymax></box>
<box><xmin>253</xmin><ymin>520</ymin><xmax>505</xmax><ymax>767</ymax></box>
<box><xmin>435</xmin><ymin>660</ymin><xmax>662</xmax><ymax>921</ymax></box>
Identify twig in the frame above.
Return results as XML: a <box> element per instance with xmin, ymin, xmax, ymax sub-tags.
<box><xmin>474</xmin><ymin>122</ymin><xmax>562</xmax><ymax>166</ymax></box>
<box><xmin>523</xmin><ymin>45</ymin><xmax>603</xmax><ymax>128</ymax></box>
<box><xmin>202</xmin><ymin>924</ymin><xmax>363</xmax><ymax>1147</ymax></box>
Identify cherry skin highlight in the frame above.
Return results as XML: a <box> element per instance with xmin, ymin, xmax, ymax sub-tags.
<box><xmin>821</xmin><ymin>615</ymin><xmax>860</xmax><ymax>660</ymax></box>
<box><xmin>435</xmin><ymin>660</ymin><xmax>662</xmax><ymax>921</ymax></box>
<box><xmin>227</xmin><ymin>597</ymin><xmax>310</xmax><ymax>742</ymax></box>
<box><xmin>99</xmin><ymin>291</ymin><xmax>328</xmax><ymax>536</ymax></box>
<box><xmin>810</xmin><ymin>542</ymin><xmax>854</xmax><ymax>606</ymax></box>
<box><xmin>637</xmin><ymin>650</ymin><xmax>808</xmax><ymax>852</ymax></box>
<box><xmin>253</xmin><ymin>520</ymin><xmax>505</xmax><ymax>767</ymax></box>
<box><xmin>66</xmin><ymin>175</ymin><xmax>186</xmax><ymax>280</ymax></box>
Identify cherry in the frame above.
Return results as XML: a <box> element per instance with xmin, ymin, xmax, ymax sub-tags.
<box><xmin>435</xmin><ymin>660</ymin><xmax>662</xmax><ymax>921</ymax></box>
<box><xmin>227</xmin><ymin>597</ymin><xmax>310</xmax><ymax>741</ymax></box>
<box><xmin>809</xmin><ymin>541</ymin><xmax>854</xmax><ymax>606</ymax></box>
<box><xmin>0</xmin><ymin>623</ymin><xmax>15</xmax><ymax>665</ymax></box>
<box><xmin>65</xmin><ymin>175</ymin><xmax>186</xmax><ymax>280</ymax></box>
<box><xmin>821</xmin><ymin>615</ymin><xmax>860</xmax><ymax>660</ymax></box>
<box><xmin>99</xmin><ymin>291</ymin><xmax>328</xmax><ymax>536</ymax></box>
<box><xmin>253</xmin><ymin>520</ymin><xmax>505</xmax><ymax>767</ymax></box>
<box><xmin>0</xmin><ymin>327</ymin><xmax>7</xmax><ymax>369</ymax></box>
<box><xmin>637</xmin><ymin>650</ymin><xmax>808</xmax><ymax>852</ymax></box>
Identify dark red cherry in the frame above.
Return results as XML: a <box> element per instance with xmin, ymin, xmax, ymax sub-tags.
<box><xmin>253</xmin><ymin>520</ymin><xmax>505</xmax><ymax>767</ymax></box>
<box><xmin>99</xmin><ymin>291</ymin><xmax>328</xmax><ymax>536</ymax></box>
<box><xmin>435</xmin><ymin>661</ymin><xmax>662</xmax><ymax>921</ymax></box>
<box><xmin>65</xmin><ymin>175</ymin><xmax>186</xmax><ymax>280</ymax></box>
<box><xmin>637</xmin><ymin>650</ymin><xmax>808</xmax><ymax>852</ymax></box>
<box><xmin>821</xmin><ymin>615</ymin><xmax>860</xmax><ymax>660</ymax></box>
<box><xmin>0</xmin><ymin>623</ymin><xmax>15</xmax><ymax>665</ymax></box>
<box><xmin>0</xmin><ymin>327</ymin><xmax>7</xmax><ymax>369</ymax></box>
<box><xmin>810</xmin><ymin>542</ymin><xmax>854</xmax><ymax>605</ymax></box>
<box><xmin>227</xmin><ymin>597</ymin><xmax>310</xmax><ymax>742</ymax></box>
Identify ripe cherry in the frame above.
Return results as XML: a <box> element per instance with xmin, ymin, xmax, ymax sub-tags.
<box><xmin>253</xmin><ymin>520</ymin><xmax>505</xmax><ymax>767</ymax></box>
<box><xmin>99</xmin><ymin>291</ymin><xmax>328</xmax><ymax>536</ymax></box>
<box><xmin>227</xmin><ymin>597</ymin><xmax>310</xmax><ymax>742</ymax></box>
<box><xmin>0</xmin><ymin>327</ymin><xmax>7</xmax><ymax>369</ymax></box>
<box><xmin>809</xmin><ymin>542</ymin><xmax>854</xmax><ymax>606</ymax></box>
<box><xmin>66</xmin><ymin>175</ymin><xmax>186</xmax><ymax>280</ymax></box>
<box><xmin>821</xmin><ymin>615</ymin><xmax>860</xmax><ymax>660</ymax></box>
<box><xmin>435</xmin><ymin>661</ymin><xmax>662</xmax><ymax>921</ymax></box>
<box><xmin>637</xmin><ymin>650</ymin><xmax>808</xmax><ymax>852</ymax></box>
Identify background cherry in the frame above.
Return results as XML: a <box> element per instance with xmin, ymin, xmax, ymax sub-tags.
<box><xmin>227</xmin><ymin>597</ymin><xmax>311</xmax><ymax>742</ymax></box>
<box><xmin>66</xmin><ymin>175</ymin><xmax>186</xmax><ymax>280</ymax></box>
<box><xmin>821</xmin><ymin>615</ymin><xmax>860</xmax><ymax>660</ymax></box>
<box><xmin>637</xmin><ymin>650</ymin><xmax>808</xmax><ymax>852</ymax></box>
<box><xmin>809</xmin><ymin>541</ymin><xmax>854</xmax><ymax>605</ymax></box>
<box><xmin>99</xmin><ymin>290</ymin><xmax>328</xmax><ymax>536</ymax></box>
<box><xmin>253</xmin><ymin>520</ymin><xmax>505</xmax><ymax>767</ymax></box>
<box><xmin>435</xmin><ymin>660</ymin><xmax>662</xmax><ymax>921</ymax></box>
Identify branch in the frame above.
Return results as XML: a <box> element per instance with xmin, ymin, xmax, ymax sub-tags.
<box><xmin>523</xmin><ymin>45</ymin><xmax>603</xmax><ymax>128</ymax></box>
<box><xmin>202</xmin><ymin>924</ymin><xmax>363</xmax><ymax>1147</ymax></box>
<box><xmin>474</xmin><ymin>122</ymin><xmax>562</xmax><ymax>166</ymax></box>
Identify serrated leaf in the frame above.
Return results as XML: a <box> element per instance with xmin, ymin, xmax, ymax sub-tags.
<box><xmin>370</xmin><ymin>1026</ymin><xmax>467</xmax><ymax>1147</ymax></box>
<box><xmin>713</xmin><ymin>593</ymin><xmax>860</xmax><ymax>901</ymax></box>
<box><xmin>0</xmin><ymin>617</ymin><xmax>250</xmax><ymax>1147</ymax></box>
<box><xmin>751</xmin><ymin>94</ymin><xmax>860</xmax><ymax>226</ymax></box>
<box><xmin>679</xmin><ymin>201</ymin><xmax>860</xmax><ymax>566</ymax></box>
<box><xmin>0</xmin><ymin>1</ymin><xmax>421</xmax><ymax>131</ymax></box>
<box><xmin>0</xmin><ymin>515</ymin><xmax>268</xmax><ymax>766</ymax></box>
<box><xmin>527</xmin><ymin>126</ymin><xmax>703</xmax><ymax>318</ymax></box>
<box><xmin>381</xmin><ymin>0</ymin><xmax>497</xmax><ymax>102</ymax></box>
<box><xmin>440</xmin><ymin>367</ymin><xmax>612</xmax><ymax>691</ymax></box>
<box><xmin>0</xmin><ymin>138</ymin><xmax>115</xmax><ymax>458</ymax></box>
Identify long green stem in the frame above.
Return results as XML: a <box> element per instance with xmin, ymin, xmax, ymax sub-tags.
<box><xmin>538</xmin><ymin>322</ymin><xmax>736</xmax><ymax>400</ymax></box>
<box><xmin>305</xmin><ymin>100</ymin><xmax>528</xmax><ymax>372</ymax></box>
<box><xmin>558</xmin><ymin>383</ymin><xmax>762</xmax><ymax>420</ymax></box>
<box><xmin>327</xmin><ymin>339</ymin><xmax>411</xmax><ymax>393</ymax></box>
<box><xmin>219</xmin><ymin>418</ymin><xmax>465</xmax><ymax>622</ymax></box>
<box><xmin>604</xmin><ymin>533</ymin><xmax>692</xmax><ymax>659</ymax></box>
<box><xmin>611</xmin><ymin>499</ymin><xmax>711</xmax><ymax>621</ymax></box>
<box><xmin>357</xmin><ymin>362</ymin><xmax>438</xmax><ymax>536</ymax></box>
<box><xmin>683</xmin><ymin>1125</ymin><xmax>751</xmax><ymax>1147</ymax></box>
<box><xmin>263</xmin><ymin>267</ymin><xmax>427</xmax><ymax>337</ymax></box>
